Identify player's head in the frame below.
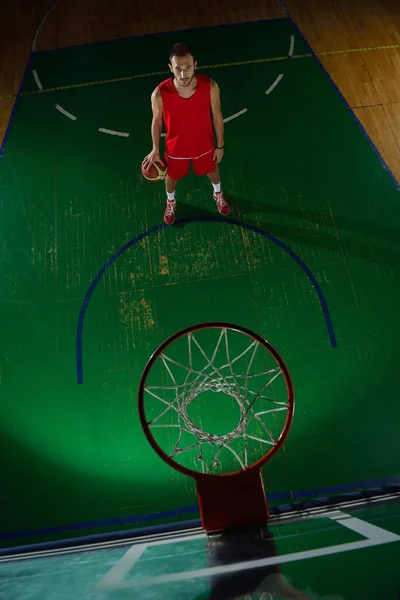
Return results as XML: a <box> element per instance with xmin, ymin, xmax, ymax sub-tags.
<box><xmin>168</xmin><ymin>43</ymin><xmax>197</xmax><ymax>88</ymax></box>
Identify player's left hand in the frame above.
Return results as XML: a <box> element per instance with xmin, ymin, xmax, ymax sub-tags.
<box><xmin>213</xmin><ymin>147</ymin><xmax>224</xmax><ymax>164</ymax></box>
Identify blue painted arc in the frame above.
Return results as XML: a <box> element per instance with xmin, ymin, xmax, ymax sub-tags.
<box><xmin>76</xmin><ymin>216</ymin><xmax>337</xmax><ymax>385</ymax></box>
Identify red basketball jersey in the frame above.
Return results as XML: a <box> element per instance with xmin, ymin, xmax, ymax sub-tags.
<box><xmin>159</xmin><ymin>74</ymin><xmax>214</xmax><ymax>159</ymax></box>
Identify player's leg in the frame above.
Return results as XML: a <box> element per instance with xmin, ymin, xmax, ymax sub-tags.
<box><xmin>166</xmin><ymin>175</ymin><xmax>178</xmax><ymax>195</ymax></box>
<box><xmin>163</xmin><ymin>158</ymin><xmax>189</xmax><ymax>225</ymax></box>
<box><xmin>193</xmin><ymin>154</ymin><xmax>230</xmax><ymax>215</ymax></box>
<box><xmin>207</xmin><ymin>165</ymin><xmax>222</xmax><ymax>191</ymax></box>
<box><xmin>164</xmin><ymin>174</ymin><xmax>178</xmax><ymax>225</ymax></box>
<box><xmin>208</xmin><ymin>167</ymin><xmax>230</xmax><ymax>215</ymax></box>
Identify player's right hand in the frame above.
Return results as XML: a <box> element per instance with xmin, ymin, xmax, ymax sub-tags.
<box><xmin>143</xmin><ymin>150</ymin><xmax>161</xmax><ymax>170</ymax></box>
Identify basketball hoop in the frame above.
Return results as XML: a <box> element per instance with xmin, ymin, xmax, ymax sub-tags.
<box><xmin>138</xmin><ymin>322</ymin><xmax>295</xmax><ymax>533</ymax></box>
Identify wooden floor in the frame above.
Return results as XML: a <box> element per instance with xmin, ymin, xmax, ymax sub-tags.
<box><xmin>1</xmin><ymin>0</ymin><xmax>400</xmax><ymax>181</ymax></box>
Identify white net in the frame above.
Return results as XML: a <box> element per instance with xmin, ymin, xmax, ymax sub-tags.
<box><xmin>143</xmin><ymin>327</ymin><xmax>292</xmax><ymax>475</ymax></box>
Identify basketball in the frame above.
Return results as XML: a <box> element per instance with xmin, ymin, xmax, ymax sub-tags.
<box><xmin>142</xmin><ymin>158</ymin><xmax>168</xmax><ymax>182</ymax></box>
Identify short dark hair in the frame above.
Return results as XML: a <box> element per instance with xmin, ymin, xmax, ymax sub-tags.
<box><xmin>169</xmin><ymin>43</ymin><xmax>195</xmax><ymax>63</ymax></box>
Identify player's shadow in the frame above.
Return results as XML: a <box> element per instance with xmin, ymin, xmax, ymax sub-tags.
<box><xmin>263</xmin><ymin>201</ymin><xmax>400</xmax><ymax>245</ymax></box>
<box><xmin>173</xmin><ymin>199</ymin><xmax>222</xmax><ymax>225</ymax></box>
<box><xmin>195</xmin><ymin>527</ymin><xmax>313</xmax><ymax>600</ymax></box>
<box><xmin>175</xmin><ymin>193</ymin><xmax>400</xmax><ymax>263</ymax></box>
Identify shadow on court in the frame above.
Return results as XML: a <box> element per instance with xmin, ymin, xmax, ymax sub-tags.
<box><xmin>173</xmin><ymin>193</ymin><xmax>400</xmax><ymax>263</ymax></box>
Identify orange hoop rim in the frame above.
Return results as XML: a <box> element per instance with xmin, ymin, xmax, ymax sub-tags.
<box><xmin>138</xmin><ymin>322</ymin><xmax>295</xmax><ymax>481</ymax></box>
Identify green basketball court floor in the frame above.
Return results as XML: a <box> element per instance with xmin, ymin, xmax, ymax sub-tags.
<box><xmin>0</xmin><ymin>17</ymin><xmax>399</xmax><ymax>553</ymax></box>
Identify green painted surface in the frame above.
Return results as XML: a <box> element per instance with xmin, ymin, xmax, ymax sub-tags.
<box><xmin>0</xmin><ymin>18</ymin><xmax>399</xmax><ymax>546</ymax></box>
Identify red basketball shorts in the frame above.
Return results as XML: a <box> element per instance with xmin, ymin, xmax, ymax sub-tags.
<box><xmin>165</xmin><ymin>148</ymin><xmax>216</xmax><ymax>181</ymax></box>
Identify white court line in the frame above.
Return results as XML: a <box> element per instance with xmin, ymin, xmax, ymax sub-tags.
<box><xmin>93</xmin><ymin>545</ymin><xmax>147</xmax><ymax>590</ymax></box>
<box><xmin>92</xmin><ymin>531</ymin><xmax>206</xmax><ymax>592</ymax></box>
<box><xmin>94</xmin><ymin>511</ymin><xmax>400</xmax><ymax>591</ymax></box>
<box><xmin>289</xmin><ymin>35</ymin><xmax>295</xmax><ymax>57</ymax></box>
<box><xmin>0</xmin><ymin>527</ymin><xmax>204</xmax><ymax>564</ymax></box>
<box><xmin>32</xmin><ymin>69</ymin><xmax>43</xmax><ymax>90</ymax></box>
<box><xmin>223</xmin><ymin>108</ymin><xmax>248</xmax><ymax>123</ymax></box>
<box><xmin>31</xmin><ymin>0</ymin><xmax>62</xmax><ymax>52</ymax></box>
<box><xmin>55</xmin><ymin>104</ymin><xmax>77</xmax><ymax>121</ymax></box>
<box><xmin>270</xmin><ymin>492</ymin><xmax>400</xmax><ymax>525</ymax></box>
<box><xmin>98</xmin><ymin>127</ymin><xmax>129</xmax><ymax>137</ymax></box>
<box><xmin>95</xmin><ymin>536</ymin><xmax>399</xmax><ymax>590</ymax></box>
<box><xmin>327</xmin><ymin>510</ymin><xmax>399</xmax><ymax>542</ymax></box>
<box><xmin>266</xmin><ymin>74</ymin><xmax>284</xmax><ymax>95</ymax></box>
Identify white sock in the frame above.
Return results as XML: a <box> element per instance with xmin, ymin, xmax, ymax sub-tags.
<box><xmin>167</xmin><ymin>191</ymin><xmax>175</xmax><ymax>201</ymax></box>
<box><xmin>212</xmin><ymin>182</ymin><xmax>221</xmax><ymax>193</ymax></box>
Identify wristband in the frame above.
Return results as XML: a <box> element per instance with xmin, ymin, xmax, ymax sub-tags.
<box><xmin>216</xmin><ymin>145</ymin><xmax>224</xmax><ymax>149</ymax></box>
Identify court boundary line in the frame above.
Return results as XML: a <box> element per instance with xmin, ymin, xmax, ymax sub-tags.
<box><xmin>276</xmin><ymin>0</ymin><xmax>400</xmax><ymax>191</ymax></box>
<box><xmin>0</xmin><ymin>56</ymin><xmax>33</xmax><ymax>158</ymax></box>
<box><xmin>0</xmin><ymin>476</ymin><xmax>400</xmax><ymax>556</ymax></box>
<box><xmin>1</xmin><ymin>485</ymin><xmax>398</xmax><ymax>548</ymax></box>
<box><xmin>31</xmin><ymin>9</ymin><xmax>288</xmax><ymax>56</ymax></box>
<box><xmin>31</xmin><ymin>0</ymin><xmax>62</xmax><ymax>52</ymax></box>
<box><xmin>1</xmin><ymin>489</ymin><xmax>398</xmax><ymax>560</ymax></box>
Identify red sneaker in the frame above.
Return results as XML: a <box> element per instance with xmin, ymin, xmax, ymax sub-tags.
<box><xmin>164</xmin><ymin>199</ymin><xmax>176</xmax><ymax>225</ymax></box>
<box><xmin>213</xmin><ymin>191</ymin><xmax>230</xmax><ymax>215</ymax></box>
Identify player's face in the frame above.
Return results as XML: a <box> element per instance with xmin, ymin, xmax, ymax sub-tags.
<box><xmin>169</xmin><ymin>55</ymin><xmax>197</xmax><ymax>88</ymax></box>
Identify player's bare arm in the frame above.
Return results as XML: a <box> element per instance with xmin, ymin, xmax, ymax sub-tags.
<box><xmin>210</xmin><ymin>80</ymin><xmax>224</xmax><ymax>164</ymax></box>
<box><xmin>143</xmin><ymin>87</ymin><xmax>163</xmax><ymax>169</ymax></box>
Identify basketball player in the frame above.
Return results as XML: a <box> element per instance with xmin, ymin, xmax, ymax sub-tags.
<box><xmin>142</xmin><ymin>43</ymin><xmax>230</xmax><ymax>225</ymax></box>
